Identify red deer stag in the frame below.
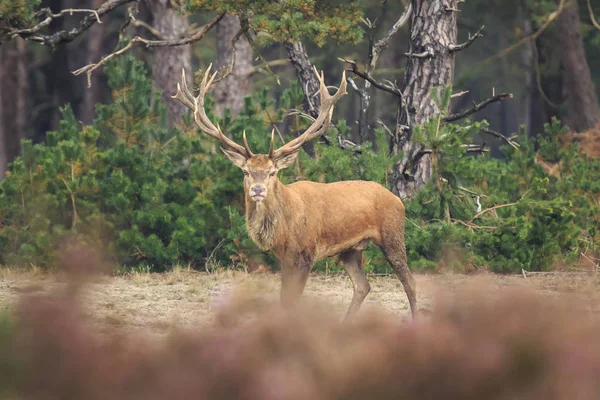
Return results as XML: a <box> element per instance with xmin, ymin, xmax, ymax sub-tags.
<box><xmin>172</xmin><ymin>65</ymin><xmax>417</xmax><ymax>319</ymax></box>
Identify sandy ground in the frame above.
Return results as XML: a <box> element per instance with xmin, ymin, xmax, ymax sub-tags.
<box><xmin>1</xmin><ymin>268</ymin><xmax>600</xmax><ymax>335</ymax></box>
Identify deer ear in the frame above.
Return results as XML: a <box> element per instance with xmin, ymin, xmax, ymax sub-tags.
<box><xmin>221</xmin><ymin>148</ymin><xmax>247</xmax><ymax>168</ymax></box>
<box><xmin>274</xmin><ymin>151</ymin><xmax>299</xmax><ymax>170</ymax></box>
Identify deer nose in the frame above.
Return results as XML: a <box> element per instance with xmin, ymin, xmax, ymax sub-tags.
<box><xmin>251</xmin><ymin>186</ymin><xmax>265</xmax><ymax>195</ymax></box>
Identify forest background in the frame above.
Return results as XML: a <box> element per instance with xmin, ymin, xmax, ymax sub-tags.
<box><xmin>0</xmin><ymin>0</ymin><xmax>599</xmax><ymax>274</ymax></box>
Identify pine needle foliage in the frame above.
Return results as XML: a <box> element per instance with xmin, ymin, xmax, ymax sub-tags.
<box><xmin>0</xmin><ymin>58</ymin><xmax>597</xmax><ymax>274</ymax></box>
<box><xmin>186</xmin><ymin>0</ymin><xmax>363</xmax><ymax>46</ymax></box>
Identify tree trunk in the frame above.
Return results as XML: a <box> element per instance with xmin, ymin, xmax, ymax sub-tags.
<box><xmin>556</xmin><ymin>0</ymin><xmax>600</xmax><ymax>132</ymax></box>
<box><xmin>283</xmin><ymin>40</ymin><xmax>320</xmax><ymax>155</ymax></box>
<box><xmin>390</xmin><ymin>0</ymin><xmax>457</xmax><ymax>199</ymax></box>
<box><xmin>148</xmin><ymin>0</ymin><xmax>191</xmax><ymax>127</ymax></box>
<box><xmin>0</xmin><ymin>38</ymin><xmax>29</xmax><ymax>176</ymax></box>
<box><xmin>518</xmin><ymin>0</ymin><xmax>535</xmax><ymax>136</ymax></box>
<box><xmin>82</xmin><ymin>0</ymin><xmax>106</xmax><ymax>124</ymax></box>
<box><xmin>0</xmin><ymin>49</ymin><xmax>6</xmax><ymax>175</ymax></box>
<box><xmin>284</xmin><ymin>41</ymin><xmax>321</xmax><ymax>118</ymax></box>
<box><xmin>213</xmin><ymin>15</ymin><xmax>253</xmax><ymax>117</ymax></box>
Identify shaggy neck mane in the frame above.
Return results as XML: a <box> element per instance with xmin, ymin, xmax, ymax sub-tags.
<box><xmin>245</xmin><ymin>179</ymin><xmax>288</xmax><ymax>251</ymax></box>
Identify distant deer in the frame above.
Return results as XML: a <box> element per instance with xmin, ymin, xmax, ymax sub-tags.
<box><xmin>172</xmin><ymin>65</ymin><xmax>417</xmax><ymax>319</ymax></box>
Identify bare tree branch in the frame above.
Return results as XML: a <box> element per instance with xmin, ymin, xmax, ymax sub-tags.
<box><xmin>330</xmin><ymin>2</ymin><xmax>412</xmax><ymax>143</ymax></box>
<box><xmin>339</xmin><ymin>57</ymin><xmax>402</xmax><ymax>97</ymax></box>
<box><xmin>212</xmin><ymin>25</ymin><xmax>246</xmax><ymax>85</ymax></box>
<box><xmin>481</xmin><ymin>128</ymin><xmax>520</xmax><ymax>149</ymax></box>
<box><xmin>249</xmin><ymin>59</ymin><xmax>291</xmax><ymax>76</ymax></box>
<box><xmin>463</xmin><ymin>143</ymin><xmax>489</xmax><ymax>153</ymax></box>
<box><xmin>126</xmin><ymin>7</ymin><xmax>162</xmax><ymax>39</ymax></box>
<box><xmin>72</xmin><ymin>13</ymin><xmax>225</xmax><ymax>87</ymax></box>
<box><xmin>476</xmin><ymin>0</ymin><xmax>566</xmax><ymax>67</ymax></box>
<box><xmin>468</xmin><ymin>190</ymin><xmax>530</xmax><ymax>224</ymax></box>
<box><xmin>8</xmin><ymin>8</ymin><xmax>102</xmax><ymax>37</ymax></box>
<box><xmin>241</xmin><ymin>22</ymin><xmax>280</xmax><ymax>85</ymax></box>
<box><xmin>445</xmin><ymin>92</ymin><xmax>513</xmax><ymax>122</ymax></box>
<box><xmin>370</xmin><ymin>1</ymin><xmax>412</xmax><ymax>68</ymax></box>
<box><xmin>404</xmin><ymin>47</ymin><xmax>434</xmax><ymax>58</ymax></box>
<box><xmin>449</xmin><ymin>25</ymin><xmax>484</xmax><ymax>52</ymax></box>
<box><xmin>284</xmin><ymin>40</ymin><xmax>321</xmax><ymax>119</ymax></box>
<box><xmin>451</xmin><ymin>90</ymin><xmax>469</xmax><ymax>98</ymax></box>
<box><xmin>6</xmin><ymin>0</ymin><xmax>136</xmax><ymax>47</ymax></box>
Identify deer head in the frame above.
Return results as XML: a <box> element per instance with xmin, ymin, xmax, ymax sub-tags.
<box><xmin>172</xmin><ymin>64</ymin><xmax>347</xmax><ymax>203</ymax></box>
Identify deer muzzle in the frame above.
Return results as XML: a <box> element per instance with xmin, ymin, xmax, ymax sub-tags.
<box><xmin>250</xmin><ymin>185</ymin><xmax>267</xmax><ymax>202</ymax></box>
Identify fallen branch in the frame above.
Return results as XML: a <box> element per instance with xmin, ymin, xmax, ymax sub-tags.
<box><xmin>445</xmin><ymin>92</ymin><xmax>513</xmax><ymax>122</ymax></box>
<box><xmin>6</xmin><ymin>0</ymin><xmax>136</xmax><ymax>47</ymax></box>
<box><xmin>449</xmin><ymin>25</ymin><xmax>484</xmax><ymax>52</ymax></box>
<box><xmin>72</xmin><ymin>13</ymin><xmax>225</xmax><ymax>86</ymax></box>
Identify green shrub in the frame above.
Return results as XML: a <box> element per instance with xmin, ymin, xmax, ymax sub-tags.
<box><xmin>0</xmin><ymin>56</ymin><xmax>597</xmax><ymax>274</ymax></box>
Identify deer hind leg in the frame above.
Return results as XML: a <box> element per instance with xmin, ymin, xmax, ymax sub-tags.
<box><xmin>279</xmin><ymin>252</ymin><xmax>313</xmax><ymax>310</ymax></box>
<box><xmin>381</xmin><ymin>228</ymin><xmax>417</xmax><ymax>318</ymax></box>
<box><xmin>340</xmin><ymin>249</ymin><xmax>370</xmax><ymax>320</ymax></box>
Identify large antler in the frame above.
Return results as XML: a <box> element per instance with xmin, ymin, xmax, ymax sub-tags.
<box><xmin>172</xmin><ymin>64</ymin><xmax>254</xmax><ymax>158</ymax></box>
<box><xmin>270</xmin><ymin>67</ymin><xmax>348</xmax><ymax>160</ymax></box>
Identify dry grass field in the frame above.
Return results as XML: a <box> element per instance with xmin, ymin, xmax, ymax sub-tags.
<box><xmin>2</xmin><ymin>268</ymin><xmax>600</xmax><ymax>335</ymax></box>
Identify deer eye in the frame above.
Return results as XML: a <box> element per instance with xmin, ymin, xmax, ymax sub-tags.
<box><xmin>269</xmin><ymin>171</ymin><xmax>277</xmax><ymax>177</ymax></box>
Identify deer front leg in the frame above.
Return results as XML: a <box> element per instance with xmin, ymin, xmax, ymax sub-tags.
<box><xmin>279</xmin><ymin>251</ymin><xmax>313</xmax><ymax>309</ymax></box>
<box><xmin>340</xmin><ymin>250</ymin><xmax>370</xmax><ymax>320</ymax></box>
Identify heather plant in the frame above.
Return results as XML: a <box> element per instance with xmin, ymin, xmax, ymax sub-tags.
<box><xmin>4</xmin><ymin>264</ymin><xmax>600</xmax><ymax>400</ymax></box>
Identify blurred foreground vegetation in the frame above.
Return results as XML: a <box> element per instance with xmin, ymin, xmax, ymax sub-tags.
<box><xmin>0</xmin><ymin>55</ymin><xmax>598</xmax><ymax>274</ymax></box>
<box><xmin>2</xmin><ymin>275</ymin><xmax>600</xmax><ymax>399</ymax></box>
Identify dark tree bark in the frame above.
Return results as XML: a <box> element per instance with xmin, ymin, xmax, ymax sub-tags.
<box><xmin>148</xmin><ymin>0</ymin><xmax>191</xmax><ymax>127</ymax></box>
<box><xmin>64</xmin><ymin>0</ymin><xmax>89</xmax><ymax>121</ymax></box>
<box><xmin>390</xmin><ymin>0</ymin><xmax>457</xmax><ymax>199</ymax></box>
<box><xmin>0</xmin><ymin>50</ymin><xmax>6</xmax><ymax>175</ymax></box>
<box><xmin>519</xmin><ymin>3</ymin><xmax>535</xmax><ymax>136</ymax></box>
<box><xmin>283</xmin><ymin>40</ymin><xmax>320</xmax><ymax>155</ymax></box>
<box><xmin>0</xmin><ymin>38</ymin><xmax>29</xmax><ymax>176</ymax></box>
<box><xmin>82</xmin><ymin>0</ymin><xmax>106</xmax><ymax>124</ymax></box>
<box><xmin>284</xmin><ymin>41</ymin><xmax>322</xmax><ymax>119</ymax></box>
<box><xmin>556</xmin><ymin>0</ymin><xmax>600</xmax><ymax>132</ymax></box>
<box><xmin>213</xmin><ymin>15</ymin><xmax>253</xmax><ymax>117</ymax></box>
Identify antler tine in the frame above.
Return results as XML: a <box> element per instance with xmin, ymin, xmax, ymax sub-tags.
<box><xmin>172</xmin><ymin>64</ymin><xmax>251</xmax><ymax>158</ymax></box>
<box><xmin>242</xmin><ymin>130</ymin><xmax>255</xmax><ymax>157</ymax></box>
<box><xmin>268</xmin><ymin>129</ymin><xmax>275</xmax><ymax>158</ymax></box>
<box><xmin>272</xmin><ymin>69</ymin><xmax>347</xmax><ymax>159</ymax></box>
<box><xmin>171</xmin><ymin>69</ymin><xmax>195</xmax><ymax>110</ymax></box>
